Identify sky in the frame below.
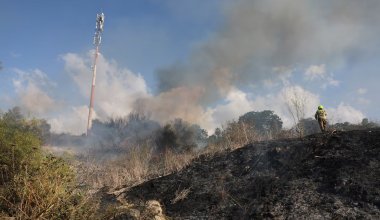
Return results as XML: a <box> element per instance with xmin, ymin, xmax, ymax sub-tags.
<box><xmin>0</xmin><ymin>0</ymin><xmax>379</xmax><ymax>135</ymax></box>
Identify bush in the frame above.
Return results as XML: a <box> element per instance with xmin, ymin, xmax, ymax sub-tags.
<box><xmin>1</xmin><ymin>156</ymin><xmax>97</xmax><ymax>219</ymax></box>
<box><xmin>0</xmin><ymin>110</ymin><xmax>43</xmax><ymax>183</ymax></box>
<box><xmin>156</xmin><ymin>119</ymin><xmax>208</xmax><ymax>153</ymax></box>
<box><xmin>0</xmin><ymin>108</ymin><xmax>97</xmax><ymax>219</ymax></box>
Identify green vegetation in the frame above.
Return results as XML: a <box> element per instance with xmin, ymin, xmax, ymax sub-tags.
<box><xmin>238</xmin><ymin>110</ymin><xmax>283</xmax><ymax>137</ymax></box>
<box><xmin>0</xmin><ymin>107</ymin><xmax>96</xmax><ymax>219</ymax></box>
<box><xmin>1</xmin><ymin>106</ymin><xmax>378</xmax><ymax>218</ymax></box>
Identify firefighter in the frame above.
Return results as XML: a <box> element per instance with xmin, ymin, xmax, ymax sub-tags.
<box><xmin>315</xmin><ymin>105</ymin><xmax>327</xmax><ymax>132</ymax></box>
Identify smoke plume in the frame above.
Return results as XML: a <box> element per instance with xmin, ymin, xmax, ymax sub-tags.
<box><xmin>137</xmin><ymin>0</ymin><xmax>380</xmax><ymax>111</ymax></box>
<box><xmin>135</xmin><ymin>0</ymin><xmax>379</xmax><ymax>124</ymax></box>
<box><xmin>62</xmin><ymin>51</ymin><xmax>150</xmax><ymax>120</ymax></box>
<box><xmin>8</xmin><ymin>0</ymin><xmax>376</xmax><ymax>134</ymax></box>
<box><xmin>12</xmin><ymin>68</ymin><xmax>59</xmax><ymax>115</ymax></box>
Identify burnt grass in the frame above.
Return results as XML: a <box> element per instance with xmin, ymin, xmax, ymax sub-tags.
<box><xmin>120</xmin><ymin>129</ymin><xmax>380</xmax><ymax>219</ymax></box>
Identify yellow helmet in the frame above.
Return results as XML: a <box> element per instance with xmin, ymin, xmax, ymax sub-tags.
<box><xmin>318</xmin><ymin>105</ymin><xmax>324</xmax><ymax>110</ymax></box>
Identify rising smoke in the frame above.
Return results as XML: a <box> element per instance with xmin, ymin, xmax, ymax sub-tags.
<box><xmin>134</xmin><ymin>0</ymin><xmax>380</xmax><ymax>126</ymax></box>
<box><xmin>12</xmin><ymin>68</ymin><xmax>60</xmax><ymax>115</ymax></box>
<box><xmin>8</xmin><ymin>0</ymin><xmax>378</xmax><ymax>135</ymax></box>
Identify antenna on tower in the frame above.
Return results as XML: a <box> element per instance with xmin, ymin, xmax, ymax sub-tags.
<box><xmin>86</xmin><ymin>12</ymin><xmax>105</xmax><ymax>136</ymax></box>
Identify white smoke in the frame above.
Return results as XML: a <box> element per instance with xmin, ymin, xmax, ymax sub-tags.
<box><xmin>200</xmin><ymin>85</ymin><xmax>321</xmax><ymax>132</ymax></box>
<box><xmin>55</xmin><ymin>0</ymin><xmax>380</xmax><ymax>133</ymax></box>
<box><xmin>202</xmin><ymin>88</ymin><xmax>253</xmax><ymax>132</ymax></box>
<box><xmin>328</xmin><ymin>103</ymin><xmax>365</xmax><ymax>124</ymax></box>
<box><xmin>201</xmin><ymin>85</ymin><xmax>366</xmax><ymax>133</ymax></box>
<box><xmin>12</xmin><ymin>68</ymin><xmax>59</xmax><ymax>115</ymax></box>
<box><xmin>7</xmin><ymin>0</ymin><xmax>377</xmax><ymax>134</ymax></box>
<box><xmin>48</xmin><ymin>105</ymin><xmax>90</xmax><ymax>135</ymax></box>
<box><xmin>62</xmin><ymin>51</ymin><xmax>151</xmax><ymax>120</ymax></box>
<box><xmin>6</xmin><ymin>52</ymin><xmax>152</xmax><ymax>135</ymax></box>
<box><xmin>8</xmin><ymin>55</ymin><xmax>367</xmax><ymax>135</ymax></box>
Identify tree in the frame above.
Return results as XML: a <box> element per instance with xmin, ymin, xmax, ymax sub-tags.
<box><xmin>361</xmin><ymin>118</ymin><xmax>379</xmax><ymax>128</ymax></box>
<box><xmin>156</xmin><ymin>119</ymin><xmax>208</xmax><ymax>153</ymax></box>
<box><xmin>125</xmin><ymin>113</ymin><xmax>161</xmax><ymax>145</ymax></box>
<box><xmin>156</xmin><ymin>124</ymin><xmax>178</xmax><ymax>153</ymax></box>
<box><xmin>88</xmin><ymin>113</ymin><xmax>161</xmax><ymax>154</ymax></box>
<box><xmin>284</xmin><ymin>88</ymin><xmax>307</xmax><ymax>137</ymax></box>
<box><xmin>331</xmin><ymin>118</ymin><xmax>379</xmax><ymax>131</ymax></box>
<box><xmin>238</xmin><ymin>110</ymin><xmax>283</xmax><ymax>138</ymax></box>
<box><xmin>207</xmin><ymin>128</ymin><xmax>225</xmax><ymax>149</ymax></box>
<box><xmin>3</xmin><ymin>107</ymin><xmax>24</xmax><ymax>125</ymax></box>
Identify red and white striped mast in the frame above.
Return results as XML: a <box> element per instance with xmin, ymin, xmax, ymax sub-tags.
<box><xmin>86</xmin><ymin>12</ymin><xmax>104</xmax><ymax>136</ymax></box>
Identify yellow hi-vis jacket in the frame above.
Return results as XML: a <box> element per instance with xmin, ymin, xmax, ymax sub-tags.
<box><xmin>315</xmin><ymin>109</ymin><xmax>327</xmax><ymax>120</ymax></box>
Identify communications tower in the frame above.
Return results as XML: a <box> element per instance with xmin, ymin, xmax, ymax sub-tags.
<box><xmin>86</xmin><ymin>12</ymin><xmax>105</xmax><ymax>136</ymax></box>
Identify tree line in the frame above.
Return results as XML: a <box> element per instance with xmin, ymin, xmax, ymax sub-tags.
<box><xmin>3</xmin><ymin>106</ymin><xmax>379</xmax><ymax>160</ymax></box>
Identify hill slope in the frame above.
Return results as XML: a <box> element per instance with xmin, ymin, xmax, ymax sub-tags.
<box><xmin>117</xmin><ymin>129</ymin><xmax>380</xmax><ymax>219</ymax></box>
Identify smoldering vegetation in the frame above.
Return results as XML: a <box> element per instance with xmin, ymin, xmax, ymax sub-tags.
<box><xmin>48</xmin><ymin>113</ymin><xmax>208</xmax><ymax>158</ymax></box>
<box><xmin>23</xmin><ymin>105</ymin><xmax>375</xmax><ymax>190</ymax></box>
<box><xmin>46</xmin><ymin>111</ymin><xmax>210</xmax><ymax>188</ymax></box>
<box><xmin>3</xmin><ymin>1</ymin><xmax>380</xmax><ymax>218</ymax></box>
<box><xmin>1</xmin><ymin>106</ymin><xmax>379</xmax><ymax>219</ymax></box>
<box><xmin>123</xmin><ymin>129</ymin><xmax>380</xmax><ymax>219</ymax></box>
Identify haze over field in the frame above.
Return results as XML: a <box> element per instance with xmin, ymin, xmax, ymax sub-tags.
<box><xmin>1</xmin><ymin>0</ymin><xmax>379</xmax><ymax>134</ymax></box>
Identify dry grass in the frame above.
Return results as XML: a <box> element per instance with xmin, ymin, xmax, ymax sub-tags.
<box><xmin>76</xmin><ymin>146</ymin><xmax>198</xmax><ymax>189</ymax></box>
<box><xmin>92</xmin><ymin>127</ymin><xmax>254</xmax><ymax>188</ymax></box>
<box><xmin>0</xmin><ymin>156</ymin><xmax>98</xmax><ymax>220</ymax></box>
<box><xmin>74</xmin><ymin>121</ymin><xmax>289</xmax><ymax>191</ymax></box>
<box><xmin>171</xmin><ymin>187</ymin><xmax>191</xmax><ymax>204</ymax></box>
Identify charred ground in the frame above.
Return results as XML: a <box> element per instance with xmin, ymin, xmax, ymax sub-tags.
<box><xmin>111</xmin><ymin>129</ymin><xmax>380</xmax><ymax>219</ymax></box>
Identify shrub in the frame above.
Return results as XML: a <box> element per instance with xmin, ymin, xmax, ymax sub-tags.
<box><xmin>1</xmin><ymin>156</ymin><xmax>97</xmax><ymax>219</ymax></box>
<box><xmin>0</xmin><ymin>112</ymin><xmax>42</xmax><ymax>183</ymax></box>
<box><xmin>0</xmin><ymin>108</ymin><xmax>97</xmax><ymax>219</ymax></box>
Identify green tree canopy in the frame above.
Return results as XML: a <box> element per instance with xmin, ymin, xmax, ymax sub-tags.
<box><xmin>238</xmin><ymin>110</ymin><xmax>283</xmax><ymax>136</ymax></box>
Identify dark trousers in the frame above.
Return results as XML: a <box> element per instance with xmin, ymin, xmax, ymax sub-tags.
<box><xmin>318</xmin><ymin>118</ymin><xmax>327</xmax><ymax>132</ymax></box>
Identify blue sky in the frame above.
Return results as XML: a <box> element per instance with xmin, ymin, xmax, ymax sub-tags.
<box><xmin>0</xmin><ymin>0</ymin><xmax>222</xmax><ymax>89</ymax></box>
<box><xmin>1</xmin><ymin>0</ymin><xmax>379</xmax><ymax>134</ymax></box>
